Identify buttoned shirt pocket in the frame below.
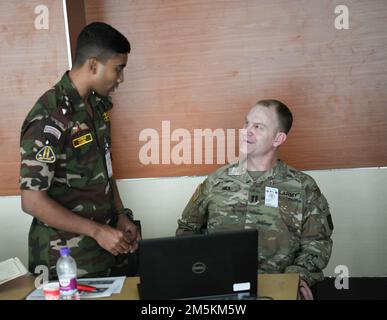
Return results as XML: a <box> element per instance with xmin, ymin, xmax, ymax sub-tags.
<box><xmin>66</xmin><ymin>130</ymin><xmax>107</xmax><ymax>188</ymax></box>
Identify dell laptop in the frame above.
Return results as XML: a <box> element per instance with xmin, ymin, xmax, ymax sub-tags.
<box><xmin>137</xmin><ymin>229</ymin><xmax>258</xmax><ymax>300</ymax></box>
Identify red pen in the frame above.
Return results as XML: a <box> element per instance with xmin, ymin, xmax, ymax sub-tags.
<box><xmin>77</xmin><ymin>284</ymin><xmax>97</xmax><ymax>292</ymax></box>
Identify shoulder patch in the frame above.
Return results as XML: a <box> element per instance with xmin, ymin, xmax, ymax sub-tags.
<box><xmin>35</xmin><ymin>146</ymin><xmax>56</xmax><ymax>163</ymax></box>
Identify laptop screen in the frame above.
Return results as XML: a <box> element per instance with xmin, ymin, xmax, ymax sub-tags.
<box><xmin>138</xmin><ymin>229</ymin><xmax>258</xmax><ymax>300</ymax></box>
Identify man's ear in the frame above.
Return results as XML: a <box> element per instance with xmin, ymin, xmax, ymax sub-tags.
<box><xmin>87</xmin><ymin>57</ymin><xmax>98</xmax><ymax>74</ymax></box>
<box><xmin>273</xmin><ymin>132</ymin><xmax>287</xmax><ymax>147</ymax></box>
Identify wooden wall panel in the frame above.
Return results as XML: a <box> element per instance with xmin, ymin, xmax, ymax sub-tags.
<box><xmin>84</xmin><ymin>0</ymin><xmax>387</xmax><ymax>179</ymax></box>
<box><xmin>0</xmin><ymin>1</ymin><xmax>68</xmax><ymax>195</ymax></box>
<box><xmin>66</xmin><ymin>0</ymin><xmax>86</xmax><ymax>62</ymax></box>
<box><xmin>85</xmin><ymin>0</ymin><xmax>251</xmax><ymax>178</ymax></box>
<box><xmin>2</xmin><ymin>0</ymin><xmax>386</xmax><ymax>195</ymax></box>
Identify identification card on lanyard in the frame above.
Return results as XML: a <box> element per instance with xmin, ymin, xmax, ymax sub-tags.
<box><xmin>265</xmin><ymin>186</ymin><xmax>279</xmax><ymax>208</ymax></box>
<box><xmin>105</xmin><ymin>150</ymin><xmax>113</xmax><ymax>178</ymax></box>
<box><xmin>104</xmin><ymin>137</ymin><xmax>113</xmax><ymax>178</ymax></box>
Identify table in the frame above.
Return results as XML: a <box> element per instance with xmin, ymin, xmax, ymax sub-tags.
<box><xmin>0</xmin><ymin>273</ymin><xmax>299</xmax><ymax>300</ymax></box>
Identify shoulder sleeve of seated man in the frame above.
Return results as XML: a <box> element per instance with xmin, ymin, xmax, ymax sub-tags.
<box><xmin>303</xmin><ymin>179</ymin><xmax>334</xmax><ymax>237</ymax></box>
<box><xmin>176</xmin><ymin>178</ymin><xmax>213</xmax><ymax>235</ymax></box>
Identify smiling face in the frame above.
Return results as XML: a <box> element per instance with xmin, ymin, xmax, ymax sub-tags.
<box><xmin>92</xmin><ymin>53</ymin><xmax>128</xmax><ymax>97</ymax></box>
<box><xmin>240</xmin><ymin>104</ymin><xmax>286</xmax><ymax>158</ymax></box>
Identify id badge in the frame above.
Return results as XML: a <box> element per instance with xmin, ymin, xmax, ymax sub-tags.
<box><xmin>105</xmin><ymin>150</ymin><xmax>113</xmax><ymax>178</ymax></box>
<box><xmin>265</xmin><ymin>186</ymin><xmax>279</xmax><ymax>208</ymax></box>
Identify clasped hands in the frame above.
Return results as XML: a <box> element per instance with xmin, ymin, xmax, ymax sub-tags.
<box><xmin>95</xmin><ymin>214</ymin><xmax>141</xmax><ymax>256</ymax></box>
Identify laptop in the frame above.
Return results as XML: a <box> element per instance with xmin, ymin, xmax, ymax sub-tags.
<box><xmin>137</xmin><ymin>229</ymin><xmax>258</xmax><ymax>300</ymax></box>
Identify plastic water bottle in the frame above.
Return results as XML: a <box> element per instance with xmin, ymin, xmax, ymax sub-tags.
<box><xmin>56</xmin><ymin>247</ymin><xmax>79</xmax><ymax>300</ymax></box>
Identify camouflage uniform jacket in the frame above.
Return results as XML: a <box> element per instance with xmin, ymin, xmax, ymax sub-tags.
<box><xmin>176</xmin><ymin>160</ymin><xmax>334</xmax><ymax>285</ymax></box>
<box><xmin>20</xmin><ymin>72</ymin><xmax>118</xmax><ymax>278</ymax></box>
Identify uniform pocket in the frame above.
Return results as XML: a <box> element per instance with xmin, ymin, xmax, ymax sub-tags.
<box><xmin>71</xmin><ymin>130</ymin><xmax>98</xmax><ymax>163</ymax></box>
<box><xmin>66</xmin><ymin>131</ymin><xmax>106</xmax><ymax>188</ymax></box>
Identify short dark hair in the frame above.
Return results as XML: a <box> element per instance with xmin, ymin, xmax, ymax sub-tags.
<box><xmin>73</xmin><ymin>22</ymin><xmax>130</xmax><ymax>67</ymax></box>
<box><xmin>256</xmin><ymin>99</ymin><xmax>293</xmax><ymax>134</ymax></box>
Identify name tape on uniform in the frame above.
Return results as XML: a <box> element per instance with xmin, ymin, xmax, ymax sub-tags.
<box><xmin>72</xmin><ymin>133</ymin><xmax>93</xmax><ymax>148</ymax></box>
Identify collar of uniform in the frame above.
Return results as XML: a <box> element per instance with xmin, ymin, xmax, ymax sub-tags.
<box><xmin>57</xmin><ymin>72</ymin><xmax>113</xmax><ymax>112</ymax></box>
<box><xmin>56</xmin><ymin>72</ymin><xmax>87</xmax><ymax>112</ymax></box>
<box><xmin>89</xmin><ymin>92</ymin><xmax>113</xmax><ymax>112</ymax></box>
<box><xmin>227</xmin><ymin>160</ymin><xmax>250</xmax><ymax>183</ymax></box>
<box><xmin>272</xmin><ymin>159</ymin><xmax>288</xmax><ymax>179</ymax></box>
<box><xmin>228</xmin><ymin>160</ymin><xmax>247</xmax><ymax>175</ymax></box>
<box><xmin>255</xmin><ymin>159</ymin><xmax>288</xmax><ymax>184</ymax></box>
<box><xmin>228</xmin><ymin>159</ymin><xmax>288</xmax><ymax>184</ymax></box>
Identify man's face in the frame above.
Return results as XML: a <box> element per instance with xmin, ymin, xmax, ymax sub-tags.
<box><xmin>93</xmin><ymin>53</ymin><xmax>128</xmax><ymax>97</ymax></box>
<box><xmin>240</xmin><ymin>105</ymin><xmax>281</xmax><ymax>157</ymax></box>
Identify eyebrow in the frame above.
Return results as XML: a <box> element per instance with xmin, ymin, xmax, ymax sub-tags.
<box><xmin>245</xmin><ymin>118</ymin><xmax>267</xmax><ymax>127</ymax></box>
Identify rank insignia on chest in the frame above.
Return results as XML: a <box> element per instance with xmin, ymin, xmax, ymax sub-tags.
<box><xmin>72</xmin><ymin>133</ymin><xmax>93</xmax><ymax>148</ymax></box>
<box><xmin>35</xmin><ymin>146</ymin><xmax>56</xmax><ymax>163</ymax></box>
<box><xmin>71</xmin><ymin>122</ymin><xmax>90</xmax><ymax>135</ymax></box>
<box><xmin>102</xmin><ymin>112</ymin><xmax>110</xmax><ymax>123</ymax></box>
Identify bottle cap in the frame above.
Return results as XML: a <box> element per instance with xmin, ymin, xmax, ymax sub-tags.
<box><xmin>59</xmin><ymin>247</ymin><xmax>70</xmax><ymax>256</ymax></box>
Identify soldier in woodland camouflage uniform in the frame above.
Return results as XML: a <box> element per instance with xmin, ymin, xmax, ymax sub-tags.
<box><xmin>176</xmin><ymin>100</ymin><xmax>333</xmax><ymax>300</ymax></box>
<box><xmin>20</xmin><ymin>22</ymin><xmax>140</xmax><ymax>279</ymax></box>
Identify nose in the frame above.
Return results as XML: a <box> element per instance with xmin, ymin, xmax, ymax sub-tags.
<box><xmin>246</xmin><ymin>126</ymin><xmax>254</xmax><ymax>136</ymax></box>
<box><xmin>240</xmin><ymin>128</ymin><xmax>252</xmax><ymax>141</ymax></box>
<box><xmin>118</xmin><ymin>70</ymin><xmax>124</xmax><ymax>84</ymax></box>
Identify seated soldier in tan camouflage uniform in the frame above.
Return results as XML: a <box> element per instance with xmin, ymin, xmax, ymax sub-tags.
<box><xmin>20</xmin><ymin>22</ymin><xmax>140</xmax><ymax>279</ymax></box>
<box><xmin>176</xmin><ymin>99</ymin><xmax>334</xmax><ymax>300</ymax></box>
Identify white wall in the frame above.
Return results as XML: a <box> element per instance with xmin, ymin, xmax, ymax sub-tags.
<box><xmin>0</xmin><ymin>196</ymin><xmax>32</xmax><ymax>268</ymax></box>
<box><xmin>309</xmin><ymin>168</ymin><xmax>387</xmax><ymax>278</ymax></box>
<box><xmin>2</xmin><ymin>167</ymin><xmax>387</xmax><ymax>278</ymax></box>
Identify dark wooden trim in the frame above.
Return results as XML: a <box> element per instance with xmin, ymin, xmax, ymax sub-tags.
<box><xmin>65</xmin><ymin>0</ymin><xmax>86</xmax><ymax>63</ymax></box>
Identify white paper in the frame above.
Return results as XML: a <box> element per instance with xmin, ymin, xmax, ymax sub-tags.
<box><xmin>0</xmin><ymin>257</ymin><xmax>28</xmax><ymax>285</ymax></box>
<box><xmin>77</xmin><ymin>276</ymin><xmax>125</xmax><ymax>298</ymax></box>
<box><xmin>25</xmin><ymin>276</ymin><xmax>125</xmax><ymax>300</ymax></box>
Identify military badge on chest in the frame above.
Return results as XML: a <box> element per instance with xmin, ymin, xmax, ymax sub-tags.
<box><xmin>71</xmin><ymin>122</ymin><xmax>94</xmax><ymax>148</ymax></box>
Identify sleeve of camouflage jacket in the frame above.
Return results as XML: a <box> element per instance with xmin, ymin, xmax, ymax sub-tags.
<box><xmin>176</xmin><ymin>178</ymin><xmax>211</xmax><ymax>236</ymax></box>
<box><xmin>284</xmin><ymin>180</ymin><xmax>334</xmax><ymax>286</ymax></box>
<box><xmin>20</xmin><ymin>115</ymin><xmax>64</xmax><ymax>191</ymax></box>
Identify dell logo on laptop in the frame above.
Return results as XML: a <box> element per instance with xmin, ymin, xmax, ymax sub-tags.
<box><xmin>192</xmin><ymin>262</ymin><xmax>206</xmax><ymax>274</ymax></box>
